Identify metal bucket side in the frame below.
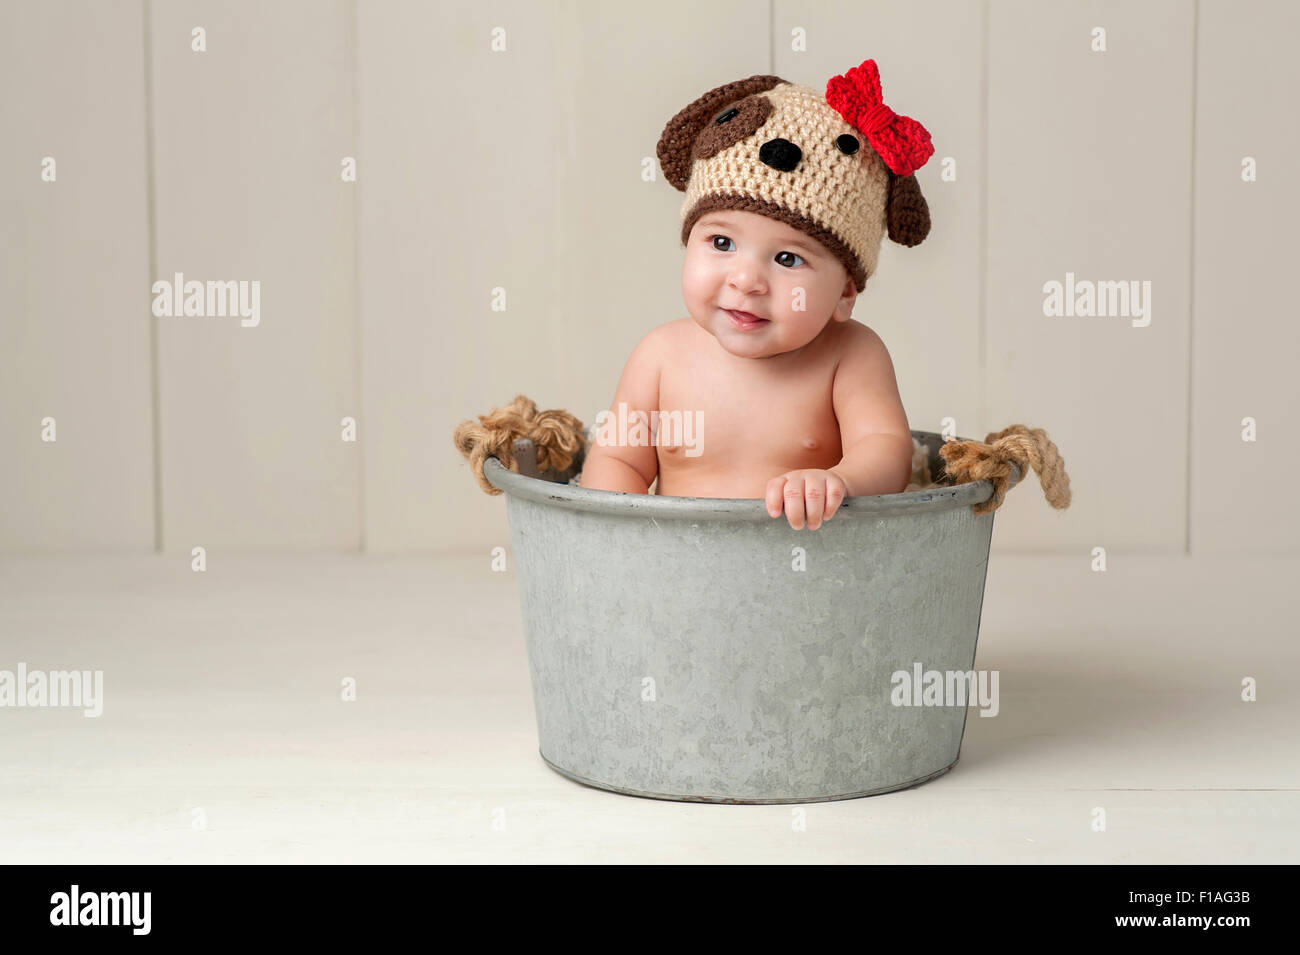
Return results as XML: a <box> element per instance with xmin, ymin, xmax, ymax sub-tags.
<box><xmin>502</xmin><ymin>486</ymin><xmax>996</xmax><ymax>803</ymax></box>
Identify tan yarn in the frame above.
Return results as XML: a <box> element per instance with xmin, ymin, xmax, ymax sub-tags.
<box><xmin>453</xmin><ymin>395</ymin><xmax>587</xmax><ymax>496</ymax></box>
<box><xmin>658</xmin><ymin>64</ymin><xmax>933</xmax><ymax>293</ymax></box>
<box><xmin>680</xmin><ymin>82</ymin><xmax>892</xmax><ymax>289</ymax></box>
<box><xmin>938</xmin><ymin>425</ymin><xmax>1072</xmax><ymax>515</ymax></box>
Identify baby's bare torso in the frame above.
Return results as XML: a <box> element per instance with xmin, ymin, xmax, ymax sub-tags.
<box><xmin>654</xmin><ymin>318</ymin><xmax>848</xmax><ymax>498</ymax></box>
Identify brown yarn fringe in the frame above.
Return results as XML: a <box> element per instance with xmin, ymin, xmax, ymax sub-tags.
<box><xmin>453</xmin><ymin>395</ymin><xmax>588</xmax><ymax>495</ymax></box>
<box><xmin>938</xmin><ymin>424</ymin><xmax>1072</xmax><ymax>515</ymax></box>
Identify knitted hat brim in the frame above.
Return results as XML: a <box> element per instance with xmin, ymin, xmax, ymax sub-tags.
<box><xmin>681</xmin><ymin>193</ymin><xmax>868</xmax><ymax>293</ymax></box>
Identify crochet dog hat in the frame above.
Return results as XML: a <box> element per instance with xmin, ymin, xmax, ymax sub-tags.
<box><xmin>656</xmin><ymin>59</ymin><xmax>933</xmax><ymax>292</ymax></box>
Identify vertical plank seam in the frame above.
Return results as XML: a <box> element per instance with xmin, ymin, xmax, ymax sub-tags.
<box><xmin>769</xmin><ymin>0</ymin><xmax>774</xmax><ymax>74</ymax></box>
<box><xmin>352</xmin><ymin>0</ymin><xmax>366</xmax><ymax>553</ymax></box>
<box><xmin>142</xmin><ymin>0</ymin><xmax>163</xmax><ymax>552</ymax></box>
<box><xmin>979</xmin><ymin>0</ymin><xmax>989</xmax><ymax>438</ymax></box>
<box><xmin>1186</xmin><ymin>0</ymin><xmax>1199</xmax><ymax>555</ymax></box>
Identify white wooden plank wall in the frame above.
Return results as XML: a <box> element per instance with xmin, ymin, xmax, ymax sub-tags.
<box><xmin>1</xmin><ymin>0</ymin><xmax>1294</xmax><ymax>555</ymax></box>
<box><xmin>151</xmin><ymin>0</ymin><xmax>360</xmax><ymax>552</ymax></box>
<box><xmin>1190</xmin><ymin>0</ymin><xmax>1299</xmax><ymax>554</ymax></box>
<box><xmin>0</xmin><ymin>0</ymin><xmax>155</xmax><ymax>552</ymax></box>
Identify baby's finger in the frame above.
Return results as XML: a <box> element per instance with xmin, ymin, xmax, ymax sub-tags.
<box><xmin>824</xmin><ymin>476</ymin><xmax>847</xmax><ymax>521</ymax></box>
<box><xmin>765</xmin><ymin>477</ymin><xmax>786</xmax><ymax>518</ymax></box>
<box><xmin>783</xmin><ymin>476</ymin><xmax>806</xmax><ymax>530</ymax></box>
<box><xmin>805</xmin><ymin>476</ymin><xmax>826</xmax><ymax>529</ymax></box>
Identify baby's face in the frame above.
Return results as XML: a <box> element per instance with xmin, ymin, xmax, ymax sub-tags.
<box><xmin>682</xmin><ymin>209</ymin><xmax>856</xmax><ymax>359</ymax></box>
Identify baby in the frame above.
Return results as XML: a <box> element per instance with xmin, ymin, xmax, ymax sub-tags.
<box><xmin>580</xmin><ymin>60</ymin><xmax>934</xmax><ymax>531</ymax></box>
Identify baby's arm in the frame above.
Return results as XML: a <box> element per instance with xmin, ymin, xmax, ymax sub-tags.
<box><xmin>827</xmin><ymin>324</ymin><xmax>914</xmax><ymax>497</ymax></box>
<box><xmin>579</xmin><ymin>330</ymin><xmax>662</xmax><ymax>494</ymax></box>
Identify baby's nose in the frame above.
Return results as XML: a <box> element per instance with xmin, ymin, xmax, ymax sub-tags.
<box><xmin>758</xmin><ymin>137</ymin><xmax>802</xmax><ymax>173</ymax></box>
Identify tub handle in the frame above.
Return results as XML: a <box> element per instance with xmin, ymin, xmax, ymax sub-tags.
<box><xmin>453</xmin><ymin>395</ymin><xmax>588</xmax><ymax>493</ymax></box>
<box><xmin>938</xmin><ymin>425</ymin><xmax>1071</xmax><ymax>514</ymax></box>
<box><xmin>511</xmin><ymin>437</ymin><xmax>586</xmax><ymax>484</ymax></box>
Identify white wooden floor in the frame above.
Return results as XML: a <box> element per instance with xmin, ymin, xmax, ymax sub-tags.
<box><xmin>1</xmin><ymin>551</ymin><xmax>1296</xmax><ymax>863</ymax></box>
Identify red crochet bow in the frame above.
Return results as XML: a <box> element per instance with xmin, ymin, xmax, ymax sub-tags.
<box><xmin>826</xmin><ymin>59</ymin><xmax>933</xmax><ymax>178</ymax></box>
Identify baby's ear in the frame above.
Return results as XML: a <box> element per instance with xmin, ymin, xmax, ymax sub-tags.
<box><xmin>886</xmin><ymin>173</ymin><xmax>931</xmax><ymax>246</ymax></box>
<box><xmin>656</xmin><ymin>74</ymin><xmax>786</xmax><ymax>191</ymax></box>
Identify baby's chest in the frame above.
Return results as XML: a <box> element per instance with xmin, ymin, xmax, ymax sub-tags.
<box><xmin>658</xmin><ymin>368</ymin><xmax>843</xmax><ymax>465</ymax></box>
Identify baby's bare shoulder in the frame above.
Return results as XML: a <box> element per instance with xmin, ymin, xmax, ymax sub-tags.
<box><xmin>839</xmin><ymin>317</ymin><xmax>887</xmax><ymax>347</ymax></box>
<box><xmin>657</xmin><ymin>316</ymin><xmax>697</xmax><ymax>342</ymax></box>
<box><xmin>619</xmin><ymin>320</ymin><xmax>674</xmax><ymax>362</ymax></box>
<box><xmin>831</xmin><ymin>320</ymin><xmax>901</xmax><ymax>403</ymax></box>
<box><xmin>611</xmin><ymin>320</ymin><xmax>691</xmax><ymax>405</ymax></box>
<box><xmin>832</xmin><ymin>318</ymin><xmax>892</xmax><ymax>364</ymax></box>
<box><xmin>631</xmin><ymin>318</ymin><xmax>699</xmax><ymax>363</ymax></box>
<box><xmin>628</xmin><ymin>318</ymin><xmax>682</xmax><ymax>351</ymax></box>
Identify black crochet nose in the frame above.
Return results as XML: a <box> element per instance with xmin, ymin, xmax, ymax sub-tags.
<box><xmin>758</xmin><ymin>137</ymin><xmax>802</xmax><ymax>172</ymax></box>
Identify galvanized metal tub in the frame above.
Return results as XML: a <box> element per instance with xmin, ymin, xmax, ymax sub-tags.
<box><xmin>484</xmin><ymin>430</ymin><xmax>1017</xmax><ymax>804</ymax></box>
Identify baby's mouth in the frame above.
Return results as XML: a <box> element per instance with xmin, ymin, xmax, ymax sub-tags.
<box><xmin>724</xmin><ymin>308</ymin><xmax>770</xmax><ymax>328</ymax></box>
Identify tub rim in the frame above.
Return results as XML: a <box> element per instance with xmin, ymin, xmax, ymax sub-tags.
<box><xmin>483</xmin><ymin>429</ymin><xmax>1017</xmax><ymax>521</ymax></box>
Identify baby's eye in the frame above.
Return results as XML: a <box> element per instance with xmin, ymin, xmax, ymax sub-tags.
<box><xmin>776</xmin><ymin>250</ymin><xmax>805</xmax><ymax>268</ymax></box>
<box><xmin>710</xmin><ymin>234</ymin><xmax>734</xmax><ymax>252</ymax></box>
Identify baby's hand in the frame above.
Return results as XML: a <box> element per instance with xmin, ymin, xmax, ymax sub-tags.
<box><xmin>765</xmin><ymin>469</ymin><xmax>849</xmax><ymax>530</ymax></box>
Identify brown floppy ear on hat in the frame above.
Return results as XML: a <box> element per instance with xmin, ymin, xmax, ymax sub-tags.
<box><xmin>886</xmin><ymin>172</ymin><xmax>930</xmax><ymax>247</ymax></box>
<box><xmin>656</xmin><ymin>73</ymin><xmax>787</xmax><ymax>190</ymax></box>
